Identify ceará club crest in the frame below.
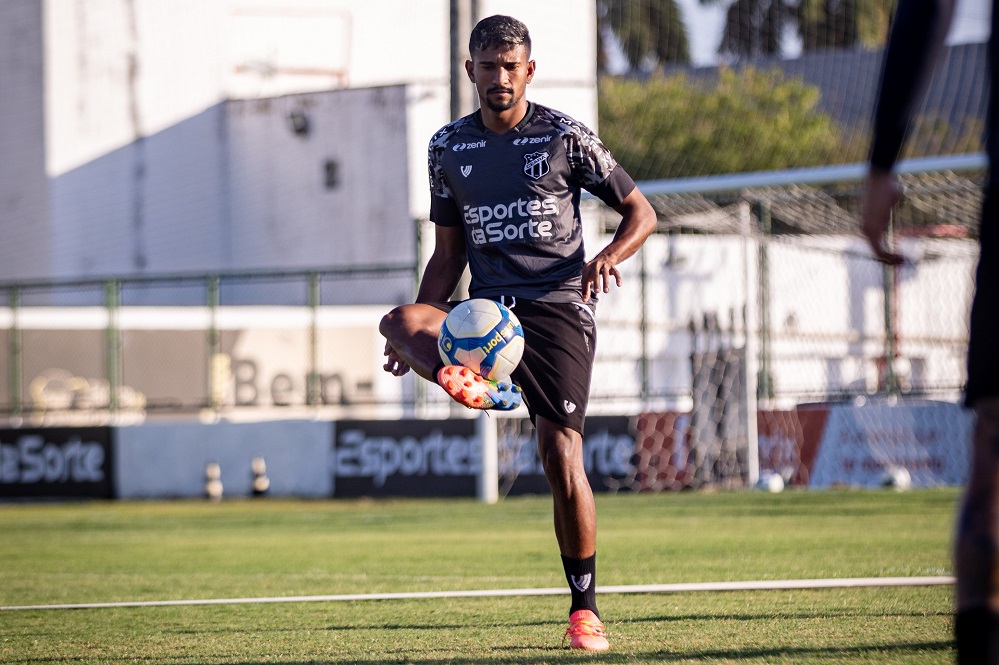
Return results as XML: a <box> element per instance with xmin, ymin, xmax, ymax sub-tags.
<box><xmin>524</xmin><ymin>151</ymin><xmax>550</xmax><ymax>180</ymax></box>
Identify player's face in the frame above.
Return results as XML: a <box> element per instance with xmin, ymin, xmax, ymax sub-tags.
<box><xmin>466</xmin><ymin>44</ymin><xmax>535</xmax><ymax>114</ymax></box>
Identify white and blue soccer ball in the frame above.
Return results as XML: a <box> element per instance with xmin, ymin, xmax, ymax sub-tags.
<box><xmin>438</xmin><ymin>299</ymin><xmax>525</xmax><ymax>381</ymax></box>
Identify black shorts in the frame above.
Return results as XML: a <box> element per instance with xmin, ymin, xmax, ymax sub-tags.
<box><xmin>435</xmin><ymin>298</ymin><xmax>596</xmax><ymax>434</ymax></box>
<box><xmin>966</xmin><ymin>185</ymin><xmax>999</xmax><ymax>407</ymax></box>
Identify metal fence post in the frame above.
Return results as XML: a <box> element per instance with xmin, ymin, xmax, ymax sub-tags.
<box><xmin>639</xmin><ymin>244</ymin><xmax>649</xmax><ymax>399</ymax></box>
<box><xmin>105</xmin><ymin>280</ymin><xmax>121</xmax><ymax>413</ymax></box>
<box><xmin>755</xmin><ymin>201</ymin><xmax>774</xmax><ymax>401</ymax></box>
<box><xmin>207</xmin><ymin>275</ymin><xmax>222</xmax><ymax>410</ymax></box>
<box><xmin>8</xmin><ymin>286</ymin><xmax>22</xmax><ymax>417</ymax></box>
<box><xmin>307</xmin><ymin>271</ymin><xmax>321</xmax><ymax>406</ymax></box>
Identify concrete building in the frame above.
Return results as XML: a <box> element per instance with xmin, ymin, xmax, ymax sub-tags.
<box><xmin>0</xmin><ymin>0</ymin><xmax>598</xmax><ymax>285</ymax></box>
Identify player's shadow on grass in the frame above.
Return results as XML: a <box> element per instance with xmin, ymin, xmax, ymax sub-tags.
<box><xmin>631</xmin><ymin>608</ymin><xmax>953</xmax><ymax>623</ymax></box>
<box><xmin>644</xmin><ymin>639</ymin><xmax>952</xmax><ymax>661</ymax></box>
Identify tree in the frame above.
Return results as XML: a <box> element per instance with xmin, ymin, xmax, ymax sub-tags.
<box><xmin>712</xmin><ymin>0</ymin><xmax>790</xmax><ymax>58</ymax></box>
<box><xmin>797</xmin><ymin>0</ymin><xmax>894</xmax><ymax>50</ymax></box>
<box><xmin>598</xmin><ymin>68</ymin><xmax>861</xmax><ymax>180</ymax></box>
<box><xmin>696</xmin><ymin>0</ymin><xmax>894</xmax><ymax>59</ymax></box>
<box><xmin>598</xmin><ymin>0</ymin><xmax>690</xmax><ymax>72</ymax></box>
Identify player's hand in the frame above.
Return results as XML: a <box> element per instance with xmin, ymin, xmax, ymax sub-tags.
<box><xmin>860</xmin><ymin>169</ymin><xmax>905</xmax><ymax>265</ymax></box>
<box><xmin>581</xmin><ymin>254</ymin><xmax>622</xmax><ymax>302</ymax></box>
<box><xmin>383</xmin><ymin>342</ymin><xmax>410</xmax><ymax>376</ymax></box>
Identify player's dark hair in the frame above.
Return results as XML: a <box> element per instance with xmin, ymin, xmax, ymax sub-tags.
<box><xmin>469</xmin><ymin>15</ymin><xmax>531</xmax><ymax>57</ymax></box>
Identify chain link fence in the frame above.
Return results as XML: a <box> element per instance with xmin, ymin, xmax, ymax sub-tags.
<box><xmin>0</xmin><ymin>159</ymin><xmax>981</xmax><ymax>491</ymax></box>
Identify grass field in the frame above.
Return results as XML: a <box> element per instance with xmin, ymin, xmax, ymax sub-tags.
<box><xmin>0</xmin><ymin>489</ymin><xmax>959</xmax><ymax>664</ymax></box>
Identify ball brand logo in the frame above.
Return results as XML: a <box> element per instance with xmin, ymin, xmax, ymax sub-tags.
<box><xmin>482</xmin><ymin>331</ymin><xmax>504</xmax><ymax>353</ymax></box>
<box><xmin>440</xmin><ymin>336</ymin><xmax>453</xmax><ymax>353</ymax></box>
<box><xmin>452</xmin><ymin>140</ymin><xmax>487</xmax><ymax>151</ymax></box>
<box><xmin>482</xmin><ymin>321</ymin><xmax>515</xmax><ymax>353</ymax></box>
<box><xmin>524</xmin><ymin>151</ymin><xmax>550</xmax><ymax>180</ymax></box>
<box><xmin>513</xmin><ymin>135</ymin><xmax>552</xmax><ymax>146</ymax></box>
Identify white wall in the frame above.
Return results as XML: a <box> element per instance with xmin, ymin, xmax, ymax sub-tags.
<box><xmin>227</xmin><ymin>86</ymin><xmax>412</xmax><ymax>272</ymax></box>
<box><xmin>115</xmin><ymin>420</ymin><xmax>333</xmax><ymax>497</ymax></box>
<box><xmin>44</xmin><ymin>0</ymin><xmax>230</xmax><ymax>178</ymax></box>
<box><xmin>0</xmin><ymin>1</ymin><xmax>50</xmax><ymax>281</ymax></box>
<box><xmin>4</xmin><ymin>0</ymin><xmax>598</xmax><ymax>284</ymax></box>
<box><xmin>478</xmin><ymin>0</ymin><xmax>600</xmax><ymax>129</ymax></box>
<box><xmin>49</xmin><ymin>105</ymin><xmax>229</xmax><ymax>276</ymax></box>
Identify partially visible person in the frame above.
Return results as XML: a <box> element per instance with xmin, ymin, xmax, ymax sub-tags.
<box><xmin>859</xmin><ymin>0</ymin><xmax>998</xmax><ymax>660</ymax></box>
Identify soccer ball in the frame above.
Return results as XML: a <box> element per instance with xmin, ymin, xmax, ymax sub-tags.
<box><xmin>880</xmin><ymin>466</ymin><xmax>912</xmax><ymax>491</ymax></box>
<box><xmin>438</xmin><ymin>299</ymin><xmax>525</xmax><ymax>381</ymax></box>
<box><xmin>756</xmin><ymin>471</ymin><xmax>785</xmax><ymax>493</ymax></box>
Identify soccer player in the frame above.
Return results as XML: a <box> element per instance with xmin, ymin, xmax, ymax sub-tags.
<box><xmin>859</xmin><ymin>0</ymin><xmax>998</xmax><ymax>660</ymax></box>
<box><xmin>379</xmin><ymin>14</ymin><xmax>656</xmax><ymax>651</ymax></box>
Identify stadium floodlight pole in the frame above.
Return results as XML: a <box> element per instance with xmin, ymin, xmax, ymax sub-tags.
<box><xmin>449</xmin><ymin>0</ymin><xmax>478</xmax><ymax>121</ymax></box>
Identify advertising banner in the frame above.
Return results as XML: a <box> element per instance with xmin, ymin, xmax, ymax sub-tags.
<box><xmin>0</xmin><ymin>427</ymin><xmax>114</xmax><ymax>498</ymax></box>
<box><xmin>757</xmin><ymin>401</ymin><xmax>972</xmax><ymax>488</ymax></box>
<box><xmin>333</xmin><ymin>418</ymin><xmax>479</xmax><ymax>497</ymax></box>
<box><xmin>332</xmin><ymin>416</ymin><xmax>637</xmax><ymax>498</ymax></box>
<box><xmin>806</xmin><ymin>401</ymin><xmax>971</xmax><ymax>488</ymax></box>
<box><xmin>499</xmin><ymin>416</ymin><xmax>636</xmax><ymax>495</ymax></box>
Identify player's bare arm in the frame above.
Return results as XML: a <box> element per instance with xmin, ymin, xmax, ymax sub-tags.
<box><xmin>859</xmin><ymin>0</ymin><xmax>955</xmax><ymax>265</ymax></box>
<box><xmin>381</xmin><ymin>226</ymin><xmax>467</xmax><ymax>377</ymax></box>
<box><xmin>581</xmin><ymin>187</ymin><xmax>657</xmax><ymax>302</ymax></box>
<box><xmin>415</xmin><ymin>225</ymin><xmax>468</xmax><ymax>304</ymax></box>
<box><xmin>859</xmin><ymin>168</ymin><xmax>905</xmax><ymax>265</ymax></box>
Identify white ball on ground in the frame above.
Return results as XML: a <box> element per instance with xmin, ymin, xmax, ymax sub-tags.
<box><xmin>756</xmin><ymin>472</ymin><xmax>785</xmax><ymax>493</ymax></box>
<box><xmin>881</xmin><ymin>466</ymin><xmax>912</xmax><ymax>491</ymax></box>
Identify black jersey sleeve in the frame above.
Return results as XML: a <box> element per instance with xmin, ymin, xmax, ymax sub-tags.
<box><xmin>430</xmin><ymin>194</ymin><xmax>462</xmax><ymax>227</ymax></box>
<box><xmin>869</xmin><ymin>0</ymin><xmax>946</xmax><ymax>170</ymax></box>
<box><xmin>586</xmin><ymin>166</ymin><xmax>637</xmax><ymax>207</ymax></box>
<box><xmin>427</xmin><ymin>120</ymin><xmax>463</xmax><ymax>226</ymax></box>
<box><xmin>557</xmin><ymin>113</ymin><xmax>635</xmax><ymax>207</ymax></box>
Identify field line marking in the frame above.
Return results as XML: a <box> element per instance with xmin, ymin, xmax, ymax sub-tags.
<box><xmin>0</xmin><ymin>576</ymin><xmax>954</xmax><ymax>612</ymax></box>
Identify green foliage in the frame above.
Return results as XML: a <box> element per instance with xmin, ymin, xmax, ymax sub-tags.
<box><xmin>599</xmin><ymin>68</ymin><xmax>864</xmax><ymax>180</ymax></box>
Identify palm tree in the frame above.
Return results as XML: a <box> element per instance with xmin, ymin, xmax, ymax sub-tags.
<box><xmin>696</xmin><ymin>0</ymin><xmax>893</xmax><ymax>60</ymax></box>
<box><xmin>598</xmin><ymin>0</ymin><xmax>691</xmax><ymax>73</ymax></box>
<box><xmin>797</xmin><ymin>0</ymin><xmax>894</xmax><ymax>50</ymax></box>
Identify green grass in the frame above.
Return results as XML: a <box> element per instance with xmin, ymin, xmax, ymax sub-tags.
<box><xmin>0</xmin><ymin>489</ymin><xmax>959</xmax><ymax>664</ymax></box>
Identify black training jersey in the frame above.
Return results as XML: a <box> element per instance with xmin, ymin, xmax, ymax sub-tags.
<box><xmin>428</xmin><ymin>102</ymin><xmax>636</xmax><ymax>303</ymax></box>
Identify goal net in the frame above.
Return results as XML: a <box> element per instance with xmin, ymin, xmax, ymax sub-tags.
<box><xmin>519</xmin><ymin>0</ymin><xmax>990</xmax><ymax>492</ymax></box>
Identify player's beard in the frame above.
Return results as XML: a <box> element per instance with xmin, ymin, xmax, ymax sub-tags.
<box><xmin>484</xmin><ymin>87</ymin><xmax>516</xmax><ymax>112</ymax></box>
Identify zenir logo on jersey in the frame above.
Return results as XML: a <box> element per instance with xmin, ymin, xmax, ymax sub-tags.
<box><xmin>524</xmin><ymin>151</ymin><xmax>550</xmax><ymax>180</ymax></box>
